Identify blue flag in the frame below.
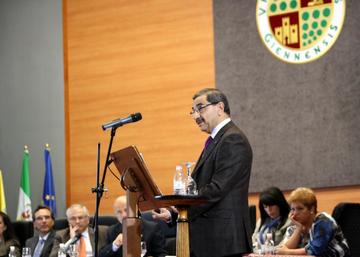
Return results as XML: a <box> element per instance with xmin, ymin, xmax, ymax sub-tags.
<box><xmin>43</xmin><ymin>146</ymin><xmax>57</xmax><ymax>217</ymax></box>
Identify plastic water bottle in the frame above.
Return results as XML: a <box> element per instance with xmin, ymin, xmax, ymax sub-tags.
<box><xmin>8</xmin><ymin>246</ymin><xmax>16</xmax><ymax>257</ymax></box>
<box><xmin>58</xmin><ymin>244</ymin><xmax>66</xmax><ymax>257</ymax></box>
<box><xmin>173</xmin><ymin>165</ymin><xmax>185</xmax><ymax>195</ymax></box>
<box><xmin>264</xmin><ymin>233</ymin><xmax>274</xmax><ymax>254</ymax></box>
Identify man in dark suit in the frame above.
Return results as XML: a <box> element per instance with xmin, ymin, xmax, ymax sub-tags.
<box><xmin>99</xmin><ymin>196</ymin><xmax>167</xmax><ymax>257</ymax></box>
<box><xmin>25</xmin><ymin>205</ymin><xmax>61</xmax><ymax>257</ymax></box>
<box><xmin>54</xmin><ymin>204</ymin><xmax>107</xmax><ymax>257</ymax></box>
<box><xmin>154</xmin><ymin>88</ymin><xmax>253</xmax><ymax>257</ymax></box>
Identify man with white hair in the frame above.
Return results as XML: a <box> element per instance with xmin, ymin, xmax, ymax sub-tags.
<box><xmin>55</xmin><ymin>204</ymin><xmax>107</xmax><ymax>257</ymax></box>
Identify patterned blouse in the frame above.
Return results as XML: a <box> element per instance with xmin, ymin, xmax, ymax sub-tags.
<box><xmin>283</xmin><ymin>212</ymin><xmax>351</xmax><ymax>257</ymax></box>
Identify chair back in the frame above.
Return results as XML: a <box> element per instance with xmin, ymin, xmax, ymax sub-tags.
<box><xmin>332</xmin><ymin>202</ymin><xmax>360</xmax><ymax>257</ymax></box>
<box><xmin>12</xmin><ymin>221</ymin><xmax>34</xmax><ymax>247</ymax></box>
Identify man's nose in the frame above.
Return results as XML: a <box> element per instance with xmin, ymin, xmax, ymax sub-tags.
<box><xmin>192</xmin><ymin>111</ymin><xmax>200</xmax><ymax>119</ymax></box>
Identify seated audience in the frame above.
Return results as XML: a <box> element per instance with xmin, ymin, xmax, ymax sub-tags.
<box><xmin>276</xmin><ymin>187</ymin><xmax>350</xmax><ymax>257</ymax></box>
<box><xmin>0</xmin><ymin>212</ymin><xmax>21</xmax><ymax>257</ymax></box>
<box><xmin>252</xmin><ymin>187</ymin><xmax>291</xmax><ymax>251</ymax></box>
<box><xmin>25</xmin><ymin>206</ymin><xmax>61</xmax><ymax>257</ymax></box>
<box><xmin>99</xmin><ymin>196</ymin><xmax>167</xmax><ymax>257</ymax></box>
<box><xmin>54</xmin><ymin>204</ymin><xmax>107</xmax><ymax>257</ymax></box>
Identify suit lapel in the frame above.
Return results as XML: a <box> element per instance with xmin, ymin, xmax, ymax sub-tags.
<box><xmin>192</xmin><ymin>121</ymin><xmax>234</xmax><ymax>180</ymax></box>
<box><xmin>30</xmin><ymin>237</ymin><xmax>39</xmax><ymax>255</ymax></box>
<box><xmin>40</xmin><ymin>230</ymin><xmax>55</xmax><ymax>257</ymax></box>
<box><xmin>88</xmin><ymin>228</ymin><xmax>95</xmax><ymax>253</ymax></box>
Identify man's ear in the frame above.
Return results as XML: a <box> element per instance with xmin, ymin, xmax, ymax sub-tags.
<box><xmin>217</xmin><ymin>101</ymin><xmax>225</xmax><ymax>114</ymax></box>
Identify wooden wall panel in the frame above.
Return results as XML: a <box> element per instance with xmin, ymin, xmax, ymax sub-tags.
<box><xmin>64</xmin><ymin>0</ymin><xmax>215</xmax><ymax>213</ymax></box>
<box><xmin>64</xmin><ymin>0</ymin><xmax>359</xmax><ymax>216</ymax></box>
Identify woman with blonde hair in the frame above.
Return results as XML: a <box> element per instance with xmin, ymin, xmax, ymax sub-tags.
<box><xmin>276</xmin><ymin>187</ymin><xmax>350</xmax><ymax>257</ymax></box>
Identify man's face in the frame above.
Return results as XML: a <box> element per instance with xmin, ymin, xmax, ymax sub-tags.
<box><xmin>34</xmin><ymin>208</ymin><xmax>54</xmax><ymax>235</ymax></box>
<box><xmin>191</xmin><ymin>94</ymin><xmax>221</xmax><ymax>134</ymax></box>
<box><xmin>113</xmin><ymin>197</ymin><xmax>127</xmax><ymax>223</ymax></box>
<box><xmin>67</xmin><ymin>207</ymin><xmax>89</xmax><ymax>234</ymax></box>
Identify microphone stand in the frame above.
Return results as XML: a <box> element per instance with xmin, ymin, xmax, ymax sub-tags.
<box><xmin>92</xmin><ymin>127</ymin><xmax>117</xmax><ymax>257</ymax></box>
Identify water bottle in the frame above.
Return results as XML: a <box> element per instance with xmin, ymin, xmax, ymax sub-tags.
<box><xmin>8</xmin><ymin>246</ymin><xmax>16</xmax><ymax>257</ymax></box>
<box><xmin>58</xmin><ymin>244</ymin><xmax>66</xmax><ymax>257</ymax></box>
<box><xmin>173</xmin><ymin>165</ymin><xmax>185</xmax><ymax>195</ymax></box>
<box><xmin>264</xmin><ymin>233</ymin><xmax>274</xmax><ymax>254</ymax></box>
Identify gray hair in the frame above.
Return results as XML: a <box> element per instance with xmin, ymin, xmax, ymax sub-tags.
<box><xmin>66</xmin><ymin>204</ymin><xmax>90</xmax><ymax>219</ymax></box>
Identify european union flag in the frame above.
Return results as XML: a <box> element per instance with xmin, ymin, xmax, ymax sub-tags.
<box><xmin>43</xmin><ymin>144</ymin><xmax>57</xmax><ymax>217</ymax></box>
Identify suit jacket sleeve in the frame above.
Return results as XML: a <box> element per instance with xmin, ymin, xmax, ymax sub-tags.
<box><xmin>98</xmin><ymin>225</ymin><xmax>122</xmax><ymax>257</ymax></box>
<box><xmin>143</xmin><ymin>221</ymin><xmax>167</xmax><ymax>257</ymax></box>
<box><xmin>49</xmin><ymin>229</ymin><xmax>69</xmax><ymax>257</ymax></box>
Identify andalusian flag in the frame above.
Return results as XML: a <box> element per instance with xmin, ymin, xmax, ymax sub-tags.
<box><xmin>16</xmin><ymin>146</ymin><xmax>32</xmax><ymax>221</ymax></box>
<box><xmin>43</xmin><ymin>144</ymin><xmax>57</xmax><ymax>217</ymax></box>
<box><xmin>0</xmin><ymin>170</ymin><xmax>7</xmax><ymax>213</ymax></box>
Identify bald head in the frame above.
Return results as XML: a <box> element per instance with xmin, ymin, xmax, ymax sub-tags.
<box><xmin>113</xmin><ymin>195</ymin><xmax>127</xmax><ymax>223</ymax></box>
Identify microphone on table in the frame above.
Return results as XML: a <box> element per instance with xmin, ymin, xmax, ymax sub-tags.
<box><xmin>63</xmin><ymin>234</ymin><xmax>81</xmax><ymax>252</ymax></box>
<box><xmin>102</xmin><ymin>112</ymin><xmax>142</xmax><ymax>130</ymax></box>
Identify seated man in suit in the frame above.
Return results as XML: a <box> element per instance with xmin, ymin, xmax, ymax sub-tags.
<box><xmin>25</xmin><ymin>205</ymin><xmax>61</xmax><ymax>257</ymax></box>
<box><xmin>99</xmin><ymin>196</ymin><xmax>167</xmax><ymax>257</ymax></box>
<box><xmin>55</xmin><ymin>204</ymin><xmax>107</xmax><ymax>257</ymax></box>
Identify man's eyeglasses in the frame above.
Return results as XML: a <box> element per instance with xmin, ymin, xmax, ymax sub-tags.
<box><xmin>190</xmin><ymin>102</ymin><xmax>218</xmax><ymax>116</ymax></box>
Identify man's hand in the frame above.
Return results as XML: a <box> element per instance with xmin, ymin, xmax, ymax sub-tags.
<box><xmin>69</xmin><ymin>225</ymin><xmax>80</xmax><ymax>238</ymax></box>
<box><xmin>151</xmin><ymin>208</ymin><xmax>174</xmax><ymax>222</ymax></box>
<box><xmin>113</xmin><ymin>233</ymin><xmax>123</xmax><ymax>247</ymax></box>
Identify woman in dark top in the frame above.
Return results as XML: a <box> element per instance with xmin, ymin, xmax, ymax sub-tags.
<box><xmin>252</xmin><ymin>187</ymin><xmax>291</xmax><ymax>251</ymax></box>
<box><xmin>0</xmin><ymin>212</ymin><xmax>21</xmax><ymax>257</ymax></box>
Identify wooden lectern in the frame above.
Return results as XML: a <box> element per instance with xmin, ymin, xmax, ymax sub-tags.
<box><xmin>111</xmin><ymin>146</ymin><xmax>207</xmax><ymax>257</ymax></box>
<box><xmin>154</xmin><ymin>195</ymin><xmax>207</xmax><ymax>257</ymax></box>
<box><xmin>111</xmin><ymin>146</ymin><xmax>162</xmax><ymax>257</ymax></box>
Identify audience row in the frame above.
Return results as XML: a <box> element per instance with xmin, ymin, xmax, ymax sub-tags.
<box><xmin>0</xmin><ymin>196</ymin><xmax>167</xmax><ymax>257</ymax></box>
<box><xmin>0</xmin><ymin>187</ymin><xmax>353</xmax><ymax>257</ymax></box>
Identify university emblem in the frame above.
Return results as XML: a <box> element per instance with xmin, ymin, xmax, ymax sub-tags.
<box><xmin>256</xmin><ymin>0</ymin><xmax>346</xmax><ymax>64</ymax></box>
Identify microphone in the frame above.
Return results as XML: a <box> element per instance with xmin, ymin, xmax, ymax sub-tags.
<box><xmin>63</xmin><ymin>234</ymin><xmax>81</xmax><ymax>252</ymax></box>
<box><xmin>102</xmin><ymin>112</ymin><xmax>142</xmax><ymax>130</ymax></box>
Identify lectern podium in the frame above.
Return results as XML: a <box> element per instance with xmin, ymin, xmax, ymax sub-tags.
<box><xmin>111</xmin><ymin>146</ymin><xmax>207</xmax><ymax>257</ymax></box>
<box><xmin>154</xmin><ymin>195</ymin><xmax>207</xmax><ymax>257</ymax></box>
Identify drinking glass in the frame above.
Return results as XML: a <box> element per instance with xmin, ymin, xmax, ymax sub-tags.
<box><xmin>140</xmin><ymin>241</ymin><xmax>147</xmax><ymax>257</ymax></box>
<box><xmin>22</xmin><ymin>247</ymin><xmax>31</xmax><ymax>257</ymax></box>
<box><xmin>184</xmin><ymin>162</ymin><xmax>197</xmax><ymax>195</ymax></box>
<box><xmin>68</xmin><ymin>244</ymin><xmax>78</xmax><ymax>257</ymax></box>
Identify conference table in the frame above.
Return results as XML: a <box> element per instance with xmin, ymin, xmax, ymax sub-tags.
<box><xmin>245</xmin><ymin>254</ymin><xmax>314</xmax><ymax>257</ymax></box>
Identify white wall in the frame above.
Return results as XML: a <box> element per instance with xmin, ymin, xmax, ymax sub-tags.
<box><xmin>0</xmin><ymin>0</ymin><xmax>66</xmax><ymax>219</ymax></box>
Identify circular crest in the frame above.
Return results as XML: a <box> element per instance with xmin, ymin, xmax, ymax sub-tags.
<box><xmin>256</xmin><ymin>0</ymin><xmax>346</xmax><ymax>64</ymax></box>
